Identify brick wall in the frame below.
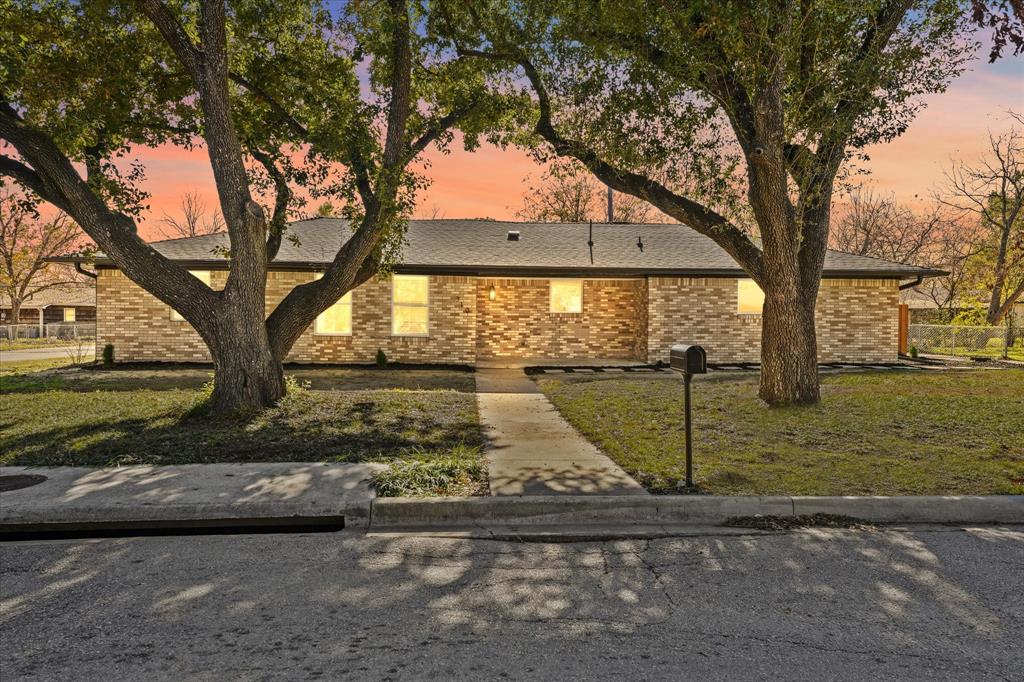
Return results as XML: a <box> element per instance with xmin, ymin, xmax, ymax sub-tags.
<box><xmin>96</xmin><ymin>269</ymin><xmax>476</xmax><ymax>364</ymax></box>
<box><xmin>97</xmin><ymin>269</ymin><xmax>898</xmax><ymax>365</ymax></box>
<box><xmin>647</xmin><ymin>277</ymin><xmax>900</xmax><ymax>364</ymax></box>
<box><xmin>284</xmin><ymin>272</ymin><xmax>477</xmax><ymax>365</ymax></box>
<box><xmin>475</xmin><ymin>278</ymin><xmax>647</xmax><ymax>360</ymax></box>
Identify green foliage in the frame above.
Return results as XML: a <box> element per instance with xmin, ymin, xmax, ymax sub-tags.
<box><xmin>101</xmin><ymin>343</ymin><xmax>114</xmax><ymax>368</ymax></box>
<box><xmin>443</xmin><ymin>0</ymin><xmax>974</xmax><ymax>230</ymax></box>
<box><xmin>952</xmin><ymin>302</ymin><xmax>990</xmax><ymax>326</ymax></box>
<box><xmin>376</xmin><ymin>347</ymin><xmax>388</xmax><ymax>368</ymax></box>
<box><xmin>371</xmin><ymin>445</ymin><xmax>487</xmax><ymax>497</ymax></box>
<box><xmin>909</xmin><ymin>344</ymin><xmax>919</xmax><ymax>358</ymax></box>
<box><xmin>1</xmin><ymin>0</ymin><xmax>530</xmax><ymax>266</ymax></box>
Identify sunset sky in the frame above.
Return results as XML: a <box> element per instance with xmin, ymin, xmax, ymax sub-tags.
<box><xmin>127</xmin><ymin>54</ymin><xmax>1023</xmax><ymax>241</ymax></box>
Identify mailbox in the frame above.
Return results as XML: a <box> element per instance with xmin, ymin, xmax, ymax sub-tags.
<box><xmin>670</xmin><ymin>344</ymin><xmax>707</xmax><ymax>375</ymax></box>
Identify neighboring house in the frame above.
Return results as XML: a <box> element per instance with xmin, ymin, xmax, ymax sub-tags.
<box><xmin>53</xmin><ymin>219</ymin><xmax>941</xmax><ymax>366</ymax></box>
<box><xmin>901</xmin><ymin>285</ymin><xmax>1024</xmax><ymax>324</ymax></box>
<box><xmin>0</xmin><ymin>283</ymin><xmax>97</xmax><ymax>336</ymax></box>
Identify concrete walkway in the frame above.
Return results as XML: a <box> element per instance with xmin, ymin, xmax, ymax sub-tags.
<box><xmin>475</xmin><ymin>369</ymin><xmax>647</xmax><ymax>496</ymax></box>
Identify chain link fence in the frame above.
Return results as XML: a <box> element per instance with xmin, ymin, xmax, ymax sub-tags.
<box><xmin>1</xmin><ymin>323</ymin><xmax>96</xmax><ymax>342</ymax></box>
<box><xmin>908</xmin><ymin>323</ymin><xmax>1020</xmax><ymax>360</ymax></box>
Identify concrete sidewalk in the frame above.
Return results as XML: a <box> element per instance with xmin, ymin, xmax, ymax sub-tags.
<box><xmin>0</xmin><ymin>463</ymin><xmax>382</xmax><ymax>531</ymax></box>
<box><xmin>475</xmin><ymin>369</ymin><xmax>647</xmax><ymax>496</ymax></box>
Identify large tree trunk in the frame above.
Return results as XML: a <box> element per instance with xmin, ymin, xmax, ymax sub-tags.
<box><xmin>759</xmin><ymin>283</ymin><xmax>820</xmax><ymax>405</ymax></box>
<box><xmin>205</xmin><ymin>299</ymin><xmax>284</xmax><ymax>414</ymax></box>
<box><xmin>208</xmin><ymin>334</ymin><xmax>284</xmax><ymax>413</ymax></box>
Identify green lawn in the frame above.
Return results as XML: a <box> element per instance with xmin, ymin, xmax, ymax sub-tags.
<box><xmin>0</xmin><ymin>364</ymin><xmax>486</xmax><ymax>496</ymax></box>
<box><xmin>919</xmin><ymin>345</ymin><xmax>1024</xmax><ymax>362</ymax></box>
<box><xmin>536</xmin><ymin>369</ymin><xmax>1024</xmax><ymax>496</ymax></box>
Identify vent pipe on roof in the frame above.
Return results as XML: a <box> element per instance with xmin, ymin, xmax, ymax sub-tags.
<box><xmin>507</xmin><ymin>231</ymin><xmax>520</xmax><ymax>241</ymax></box>
<box><xmin>588</xmin><ymin>220</ymin><xmax>594</xmax><ymax>264</ymax></box>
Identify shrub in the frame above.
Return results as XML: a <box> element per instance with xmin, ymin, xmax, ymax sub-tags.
<box><xmin>908</xmin><ymin>344</ymin><xmax>918</xmax><ymax>359</ymax></box>
<box><xmin>376</xmin><ymin>347</ymin><xmax>388</xmax><ymax>368</ymax></box>
<box><xmin>102</xmin><ymin>343</ymin><xmax>115</xmax><ymax>368</ymax></box>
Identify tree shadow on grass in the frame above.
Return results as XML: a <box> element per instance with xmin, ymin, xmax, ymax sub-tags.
<box><xmin>0</xmin><ymin>391</ymin><xmax>485</xmax><ymax>468</ymax></box>
<box><xmin>1</xmin><ymin>365</ymin><xmax>477</xmax><ymax>395</ymax></box>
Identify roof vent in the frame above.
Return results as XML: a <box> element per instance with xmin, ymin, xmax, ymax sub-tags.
<box><xmin>506</xmin><ymin>231</ymin><xmax>520</xmax><ymax>241</ymax></box>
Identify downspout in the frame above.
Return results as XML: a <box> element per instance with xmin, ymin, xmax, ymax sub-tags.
<box><xmin>39</xmin><ymin>306</ymin><xmax>46</xmax><ymax>338</ymax></box>
<box><xmin>899</xmin><ymin>276</ymin><xmax>923</xmax><ymax>291</ymax></box>
<box><xmin>75</xmin><ymin>262</ymin><xmax>98</xmax><ymax>279</ymax></box>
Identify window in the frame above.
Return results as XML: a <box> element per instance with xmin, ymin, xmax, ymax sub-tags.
<box><xmin>737</xmin><ymin>279</ymin><xmax>765</xmax><ymax>314</ymax></box>
<box><xmin>392</xmin><ymin>274</ymin><xmax>429</xmax><ymax>336</ymax></box>
<box><xmin>63</xmin><ymin>308</ymin><xmax>76</xmax><ymax>322</ymax></box>
<box><xmin>549</xmin><ymin>279</ymin><xmax>583</xmax><ymax>313</ymax></box>
<box><xmin>170</xmin><ymin>270</ymin><xmax>212</xmax><ymax>321</ymax></box>
<box><xmin>313</xmin><ymin>274</ymin><xmax>353</xmax><ymax>335</ymax></box>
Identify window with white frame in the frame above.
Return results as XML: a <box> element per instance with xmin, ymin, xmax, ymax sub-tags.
<box><xmin>170</xmin><ymin>270</ymin><xmax>212</xmax><ymax>321</ymax></box>
<box><xmin>63</xmin><ymin>308</ymin><xmax>76</xmax><ymax>322</ymax></box>
<box><xmin>313</xmin><ymin>273</ymin><xmax>353</xmax><ymax>335</ymax></box>
<box><xmin>392</xmin><ymin>274</ymin><xmax>429</xmax><ymax>336</ymax></box>
<box><xmin>737</xmin><ymin>279</ymin><xmax>765</xmax><ymax>314</ymax></box>
<box><xmin>549</xmin><ymin>279</ymin><xmax>583</xmax><ymax>313</ymax></box>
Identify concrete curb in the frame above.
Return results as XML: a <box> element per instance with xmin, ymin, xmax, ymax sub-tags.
<box><xmin>0</xmin><ymin>463</ymin><xmax>382</xmax><ymax>535</ymax></box>
<box><xmin>370</xmin><ymin>495</ymin><xmax>1024</xmax><ymax>529</ymax></box>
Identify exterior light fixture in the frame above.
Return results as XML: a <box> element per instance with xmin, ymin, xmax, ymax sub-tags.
<box><xmin>488</xmin><ymin>284</ymin><xmax>497</xmax><ymax>301</ymax></box>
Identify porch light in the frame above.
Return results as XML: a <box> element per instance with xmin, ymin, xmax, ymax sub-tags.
<box><xmin>488</xmin><ymin>284</ymin><xmax>497</xmax><ymax>301</ymax></box>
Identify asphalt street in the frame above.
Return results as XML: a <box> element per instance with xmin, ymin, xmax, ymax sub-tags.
<box><xmin>1</xmin><ymin>525</ymin><xmax>1021</xmax><ymax>680</ymax></box>
<box><xmin>0</xmin><ymin>346</ymin><xmax>93</xmax><ymax>362</ymax></box>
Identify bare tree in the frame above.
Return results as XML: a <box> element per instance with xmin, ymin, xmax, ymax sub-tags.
<box><xmin>941</xmin><ymin>113</ymin><xmax>1024</xmax><ymax>324</ymax></box>
<box><xmin>830</xmin><ymin>188</ymin><xmax>948</xmax><ymax>264</ymax></box>
<box><xmin>159</xmin><ymin>191</ymin><xmax>225</xmax><ymax>239</ymax></box>
<box><xmin>517</xmin><ymin>159</ymin><xmax>669</xmax><ymax>223</ymax></box>
<box><xmin>0</xmin><ymin>188</ymin><xmax>84</xmax><ymax>323</ymax></box>
<box><xmin>918</xmin><ymin>221</ymin><xmax>986</xmax><ymax>312</ymax></box>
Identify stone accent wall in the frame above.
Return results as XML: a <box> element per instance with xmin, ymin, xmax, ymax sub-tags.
<box><xmin>647</xmin><ymin>277</ymin><xmax>900</xmax><ymax>364</ymax></box>
<box><xmin>96</xmin><ymin>269</ymin><xmax>476</xmax><ymax>365</ymax></box>
<box><xmin>475</xmin><ymin>278</ymin><xmax>648</xmax><ymax>360</ymax></box>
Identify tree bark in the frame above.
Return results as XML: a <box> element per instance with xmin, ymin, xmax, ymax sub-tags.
<box><xmin>759</xmin><ymin>283</ymin><xmax>820</xmax><ymax>405</ymax></box>
<box><xmin>206</xmin><ymin>306</ymin><xmax>284</xmax><ymax>413</ymax></box>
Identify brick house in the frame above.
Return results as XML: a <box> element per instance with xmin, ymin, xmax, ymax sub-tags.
<box><xmin>0</xmin><ymin>283</ymin><xmax>96</xmax><ymax>337</ymax></box>
<box><xmin>57</xmin><ymin>218</ymin><xmax>941</xmax><ymax>366</ymax></box>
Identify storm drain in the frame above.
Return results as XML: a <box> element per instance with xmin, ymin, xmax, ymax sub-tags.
<box><xmin>0</xmin><ymin>516</ymin><xmax>347</xmax><ymax>542</ymax></box>
<box><xmin>0</xmin><ymin>475</ymin><xmax>48</xmax><ymax>493</ymax></box>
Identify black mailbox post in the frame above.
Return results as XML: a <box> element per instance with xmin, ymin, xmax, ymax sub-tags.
<box><xmin>670</xmin><ymin>344</ymin><xmax>707</xmax><ymax>489</ymax></box>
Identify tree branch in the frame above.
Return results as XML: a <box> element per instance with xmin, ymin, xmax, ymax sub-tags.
<box><xmin>249</xmin><ymin>148</ymin><xmax>290</xmax><ymax>262</ymax></box>
<box><xmin>406</xmin><ymin>98</ymin><xmax>481</xmax><ymax>161</ymax></box>
<box><xmin>458</xmin><ymin>43</ymin><xmax>764</xmax><ymax>279</ymax></box>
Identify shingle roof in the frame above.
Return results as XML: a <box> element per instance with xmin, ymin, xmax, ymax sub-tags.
<box><xmin>0</xmin><ymin>283</ymin><xmax>96</xmax><ymax>308</ymax></box>
<box><xmin>66</xmin><ymin>218</ymin><xmax>943</xmax><ymax>278</ymax></box>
